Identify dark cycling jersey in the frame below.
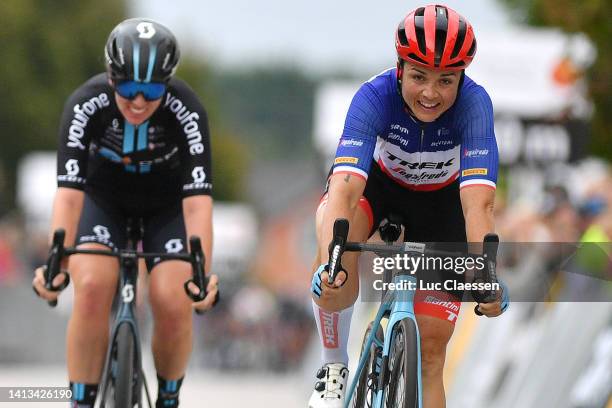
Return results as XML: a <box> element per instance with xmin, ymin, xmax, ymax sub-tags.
<box><xmin>56</xmin><ymin>73</ymin><xmax>212</xmax><ymax>205</ymax></box>
<box><xmin>333</xmin><ymin>68</ymin><xmax>498</xmax><ymax>191</ymax></box>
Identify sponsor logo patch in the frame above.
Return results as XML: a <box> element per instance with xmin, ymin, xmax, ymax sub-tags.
<box><xmin>334</xmin><ymin>156</ymin><xmax>359</xmax><ymax>165</ymax></box>
<box><xmin>462</xmin><ymin>168</ymin><xmax>488</xmax><ymax>177</ymax></box>
<box><xmin>464</xmin><ymin>148</ymin><xmax>489</xmax><ymax>158</ymax></box>
<box><xmin>340</xmin><ymin>139</ymin><xmax>363</xmax><ymax>147</ymax></box>
<box><xmin>319</xmin><ymin>309</ymin><xmax>339</xmax><ymax>348</ymax></box>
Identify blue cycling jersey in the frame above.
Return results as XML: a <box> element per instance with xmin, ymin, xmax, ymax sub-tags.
<box><xmin>333</xmin><ymin>68</ymin><xmax>498</xmax><ymax>191</ymax></box>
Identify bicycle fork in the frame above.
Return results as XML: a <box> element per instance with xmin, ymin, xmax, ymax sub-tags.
<box><xmin>373</xmin><ymin>275</ymin><xmax>423</xmax><ymax>408</ymax></box>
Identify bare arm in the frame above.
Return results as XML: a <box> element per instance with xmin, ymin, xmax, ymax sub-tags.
<box><xmin>50</xmin><ymin>187</ymin><xmax>85</xmax><ymax>246</ymax></box>
<box><xmin>318</xmin><ymin>173</ymin><xmax>367</xmax><ymax>263</ymax></box>
<box><xmin>460</xmin><ymin>185</ymin><xmax>495</xmax><ymax>243</ymax></box>
<box><xmin>182</xmin><ymin>195</ymin><xmax>213</xmax><ymax>275</ymax></box>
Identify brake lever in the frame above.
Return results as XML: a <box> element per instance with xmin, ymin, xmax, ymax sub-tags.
<box><xmin>328</xmin><ymin>218</ymin><xmax>349</xmax><ymax>284</ymax></box>
<box><xmin>184</xmin><ymin>236</ymin><xmax>219</xmax><ymax>314</ymax></box>
<box><xmin>43</xmin><ymin>229</ymin><xmax>70</xmax><ymax>307</ymax></box>
<box><xmin>473</xmin><ymin>233</ymin><xmax>500</xmax><ymax>316</ymax></box>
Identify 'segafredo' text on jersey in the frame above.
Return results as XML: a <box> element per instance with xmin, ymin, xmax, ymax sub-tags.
<box><xmin>333</xmin><ymin>68</ymin><xmax>498</xmax><ymax>191</ymax></box>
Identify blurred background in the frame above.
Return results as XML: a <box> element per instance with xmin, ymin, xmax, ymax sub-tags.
<box><xmin>0</xmin><ymin>0</ymin><xmax>610</xmax><ymax>407</ymax></box>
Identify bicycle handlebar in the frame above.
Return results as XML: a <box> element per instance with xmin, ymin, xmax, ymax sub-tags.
<box><xmin>41</xmin><ymin>229</ymin><xmax>219</xmax><ymax>312</ymax></box>
<box><xmin>327</xmin><ymin>218</ymin><xmax>500</xmax><ymax>316</ymax></box>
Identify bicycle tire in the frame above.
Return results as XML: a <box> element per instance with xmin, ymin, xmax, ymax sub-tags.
<box><xmin>114</xmin><ymin>323</ymin><xmax>136</xmax><ymax>408</ymax></box>
<box><xmin>351</xmin><ymin>322</ymin><xmax>384</xmax><ymax>408</ymax></box>
<box><xmin>383</xmin><ymin>319</ymin><xmax>419</xmax><ymax>408</ymax></box>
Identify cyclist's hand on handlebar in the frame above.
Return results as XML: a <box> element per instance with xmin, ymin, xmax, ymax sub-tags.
<box><xmin>311</xmin><ymin>264</ymin><xmax>347</xmax><ymax>299</ymax></box>
<box><xmin>190</xmin><ymin>274</ymin><xmax>219</xmax><ymax>313</ymax></box>
<box><xmin>32</xmin><ymin>266</ymin><xmax>67</xmax><ymax>302</ymax></box>
<box><xmin>476</xmin><ymin>280</ymin><xmax>510</xmax><ymax>317</ymax></box>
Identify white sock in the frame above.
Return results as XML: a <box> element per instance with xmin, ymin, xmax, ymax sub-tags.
<box><xmin>312</xmin><ymin>299</ymin><xmax>353</xmax><ymax>366</ymax></box>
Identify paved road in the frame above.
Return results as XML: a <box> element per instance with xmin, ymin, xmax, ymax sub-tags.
<box><xmin>0</xmin><ymin>365</ymin><xmax>306</xmax><ymax>407</ymax></box>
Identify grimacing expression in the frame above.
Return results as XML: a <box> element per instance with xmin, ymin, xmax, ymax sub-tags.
<box><xmin>400</xmin><ymin>62</ymin><xmax>460</xmax><ymax>122</ymax></box>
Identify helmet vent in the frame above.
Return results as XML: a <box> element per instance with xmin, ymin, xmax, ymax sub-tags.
<box><xmin>450</xmin><ymin>20</ymin><xmax>467</xmax><ymax>60</ymax></box>
<box><xmin>397</xmin><ymin>22</ymin><xmax>408</xmax><ymax>47</ymax></box>
<box><xmin>414</xmin><ymin>17</ymin><xmax>427</xmax><ymax>56</ymax></box>
<box><xmin>467</xmin><ymin>40</ymin><xmax>476</xmax><ymax>57</ymax></box>
<box><xmin>407</xmin><ymin>53</ymin><xmax>427</xmax><ymax>65</ymax></box>
<box><xmin>434</xmin><ymin>7</ymin><xmax>448</xmax><ymax>66</ymax></box>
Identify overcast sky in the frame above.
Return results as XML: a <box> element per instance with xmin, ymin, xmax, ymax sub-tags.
<box><xmin>128</xmin><ymin>0</ymin><xmax>515</xmax><ymax>74</ymax></box>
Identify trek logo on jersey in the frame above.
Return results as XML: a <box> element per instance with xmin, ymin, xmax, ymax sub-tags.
<box><xmin>386</xmin><ymin>152</ymin><xmax>455</xmax><ymax>170</ymax></box>
<box><xmin>57</xmin><ymin>159</ymin><xmax>85</xmax><ymax>184</ymax></box>
<box><xmin>334</xmin><ymin>157</ymin><xmax>359</xmax><ymax>165</ymax></box>
<box><xmin>183</xmin><ymin>166</ymin><xmax>212</xmax><ymax>192</ymax></box>
<box><xmin>164</xmin><ymin>93</ymin><xmax>205</xmax><ymax>156</ymax></box>
<box><xmin>340</xmin><ymin>139</ymin><xmax>363</xmax><ymax>148</ymax></box>
<box><xmin>462</xmin><ymin>168</ymin><xmax>488</xmax><ymax>177</ymax></box>
<box><xmin>319</xmin><ymin>309</ymin><xmax>339</xmax><ymax>348</ymax></box>
<box><xmin>68</xmin><ymin>93</ymin><xmax>110</xmax><ymax>150</ymax></box>
<box><xmin>464</xmin><ymin>148</ymin><xmax>489</xmax><ymax>158</ymax></box>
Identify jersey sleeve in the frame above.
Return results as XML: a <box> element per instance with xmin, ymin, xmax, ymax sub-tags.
<box><xmin>167</xmin><ymin>80</ymin><xmax>213</xmax><ymax>197</ymax></box>
<box><xmin>455</xmin><ymin>87</ymin><xmax>499</xmax><ymax>190</ymax></box>
<box><xmin>56</xmin><ymin>86</ymin><xmax>111</xmax><ymax>189</ymax></box>
<box><xmin>332</xmin><ymin>82</ymin><xmax>388</xmax><ymax>180</ymax></box>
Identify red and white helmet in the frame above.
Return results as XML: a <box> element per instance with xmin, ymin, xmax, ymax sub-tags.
<box><xmin>395</xmin><ymin>4</ymin><xmax>476</xmax><ymax>71</ymax></box>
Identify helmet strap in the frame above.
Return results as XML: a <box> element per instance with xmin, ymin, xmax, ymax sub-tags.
<box><xmin>395</xmin><ymin>59</ymin><xmax>404</xmax><ymax>95</ymax></box>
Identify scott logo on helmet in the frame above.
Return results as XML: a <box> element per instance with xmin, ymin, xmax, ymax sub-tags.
<box><xmin>136</xmin><ymin>22</ymin><xmax>156</xmax><ymax>39</ymax></box>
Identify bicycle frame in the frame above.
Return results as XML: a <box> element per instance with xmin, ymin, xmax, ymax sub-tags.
<box><xmin>97</xmin><ymin>234</ymin><xmax>147</xmax><ymax>407</ymax></box>
<box><xmin>40</xmin><ymin>221</ymin><xmax>215</xmax><ymax>408</ymax></box>
<box><xmin>327</xmin><ymin>218</ymin><xmax>500</xmax><ymax>408</ymax></box>
<box><xmin>344</xmin><ymin>272</ymin><xmax>422</xmax><ymax>408</ymax></box>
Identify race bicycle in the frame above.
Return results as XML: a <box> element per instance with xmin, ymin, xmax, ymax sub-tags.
<box><xmin>326</xmin><ymin>218</ymin><xmax>499</xmax><ymax>408</ymax></box>
<box><xmin>40</xmin><ymin>217</ymin><xmax>217</xmax><ymax>408</ymax></box>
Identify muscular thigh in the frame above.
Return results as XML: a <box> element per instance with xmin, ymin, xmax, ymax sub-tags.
<box><xmin>416</xmin><ymin>314</ymin><xmax>454</xmax><ymax>359</ymax></box>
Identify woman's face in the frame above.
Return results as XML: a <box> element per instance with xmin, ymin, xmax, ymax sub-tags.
<box><xmin>115</xmin><ymin>92</ymin><xmax>162</xmax><ymax>125</ymax></box>
<box><xmin>400</xmin><ymin>62</ymin><xmax>461</xmax><ymax>122</ymax></box>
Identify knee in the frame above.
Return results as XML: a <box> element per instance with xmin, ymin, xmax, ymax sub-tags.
<box><xmin>72</xmin><ymin>273</ymin><xmax>116</xmax><ymax>319</ymax></box>
<box><xmin>419</xmin><ymin>340</ymin><xmax>446</xmax><ymax>379</ymax></box>
<box><xmin>150</xmin><ymin>288</ymin><xmax>191</xmax><ymax>333</ymax></box>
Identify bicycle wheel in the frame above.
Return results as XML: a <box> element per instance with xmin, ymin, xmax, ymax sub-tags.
<box><xmin>114</xmin><ymin>323</ymin><xmax>136</xmax><ymax>408</ymax></box>
<box><xmin>351</xmin><ymin>321</ymin><xmax>384</xmax><ymax>408</ymax></box>
<box><xmin>383</xmin><ymin>319</ymin><xmax>419</xmax><ymax>408</ymax></box>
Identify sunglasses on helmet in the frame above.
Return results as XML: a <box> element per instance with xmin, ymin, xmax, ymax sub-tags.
<box><xmin>114</xmin><ymin>80</ymin><xmax>167</xmax><ymax>101</ymax></box>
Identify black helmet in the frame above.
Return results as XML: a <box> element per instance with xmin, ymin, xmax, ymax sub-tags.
<box><xmin>105</xmin><ymin>18</ymin><xmax>180</xmax><ymax>83</ymax></box>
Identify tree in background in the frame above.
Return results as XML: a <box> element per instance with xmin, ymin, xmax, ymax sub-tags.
<box><xmin>0</xmin><ymin>0</ymin><xmax>125</xmax><ymax>213</ymax></box>
<box><xmin>178</xmin><ymin>61</ymin><xmax>249</xmax><ymax>201</ymax></box>
<box><xmin>499</xmin><ymin>0</ymin><xmax>611</xmax><ymax>160</ymax></box>
<box><xmin>0</xmin><ymin>0</ymin><xmax>248</xmax><ymax>215</ymax></box>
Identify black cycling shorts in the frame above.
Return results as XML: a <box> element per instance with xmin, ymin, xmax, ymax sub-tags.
<box><xmin>76</xmin><ymin>191</ymin><xmax>187</xmax><ymax>271</ymax></box>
